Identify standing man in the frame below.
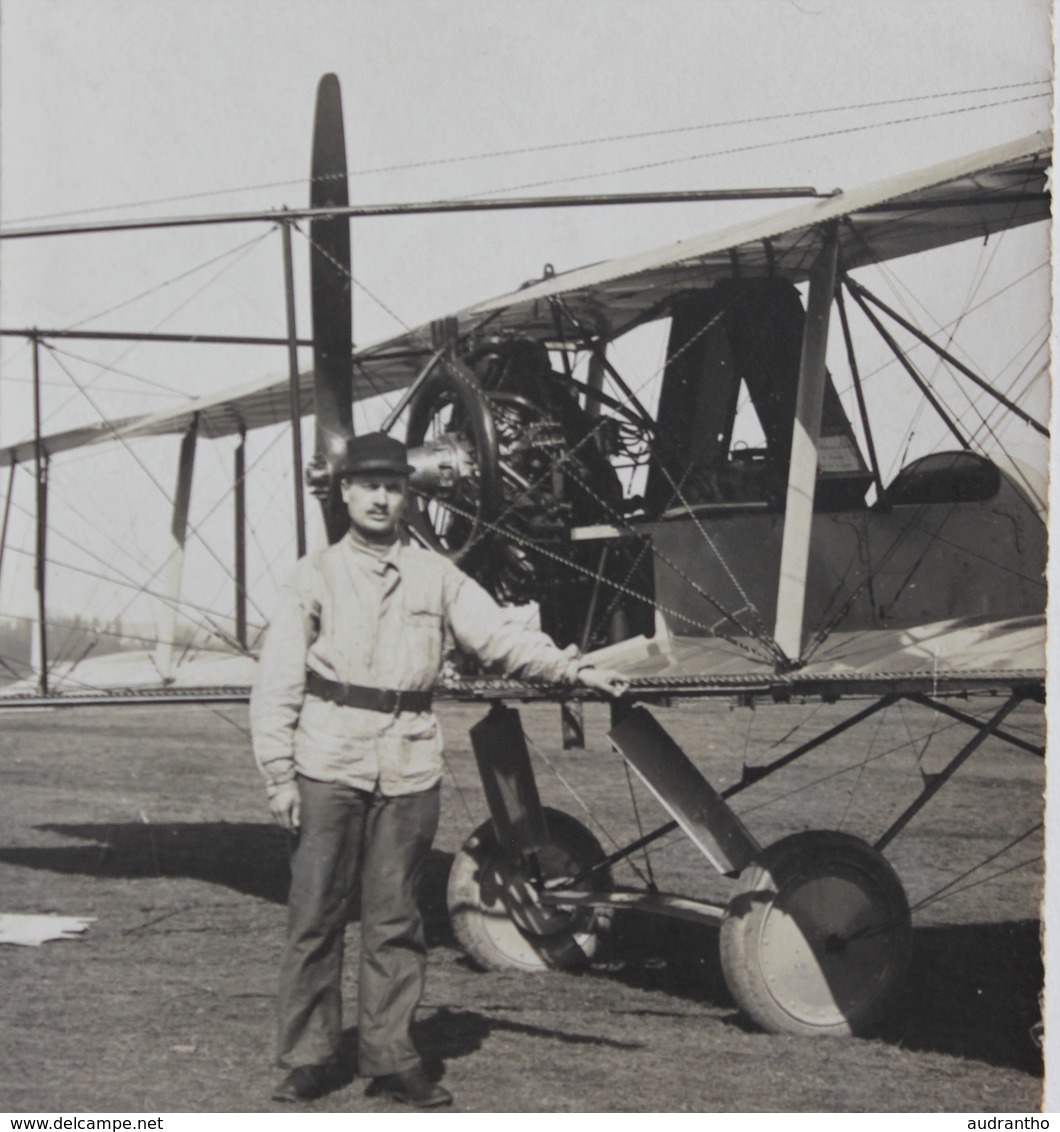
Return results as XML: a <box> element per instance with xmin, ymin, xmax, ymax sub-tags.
<box><xmin>251</xmin><ymin>432</ymin><xmax>628</xmax><ymax>1108</ymax></box>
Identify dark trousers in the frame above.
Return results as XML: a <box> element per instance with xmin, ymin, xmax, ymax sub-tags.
<box><xmin>276</xmin><ymin>776</ymin><xmax>440</xmax><ymax>1077</ymax></box>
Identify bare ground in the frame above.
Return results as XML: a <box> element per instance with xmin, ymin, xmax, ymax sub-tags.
<box><xmin>0</xmin><ymin>695</ymin><xmax>1045</xmax><ymax>1112</ymax></box>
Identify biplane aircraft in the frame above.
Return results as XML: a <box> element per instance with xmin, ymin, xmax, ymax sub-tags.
<box><xmin>0</xmin><ymin>75</ymin><xmax>1049</xmax><ymax>1039</ymax></box>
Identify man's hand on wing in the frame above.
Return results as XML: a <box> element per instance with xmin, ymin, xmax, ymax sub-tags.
<box><xmin>577</xmin><ymin>665</ymin><xmax>630</xmax><ymax>699</ymax></box>
<box><xmin>269</xmin><ymin>781</ymin><xmax>301</xmax><ymax>832</ymax></box>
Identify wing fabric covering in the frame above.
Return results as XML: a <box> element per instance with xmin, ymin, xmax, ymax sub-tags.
<box><xmin>1</xmin><ymin>131</ymin><xmax>1048</xmax><ymax>468</ymax></box>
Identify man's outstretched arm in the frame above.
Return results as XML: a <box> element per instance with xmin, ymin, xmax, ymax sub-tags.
<box><xmin>443</xmin><ymin>565</ymin><xmax>629</xmax><ymax>697</ymax></box>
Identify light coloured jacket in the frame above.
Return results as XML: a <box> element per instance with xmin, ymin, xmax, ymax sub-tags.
<box><xmin>250</xmin><ymin>533</ymin><xmax>584</xmax><ymax>797</ymax></box>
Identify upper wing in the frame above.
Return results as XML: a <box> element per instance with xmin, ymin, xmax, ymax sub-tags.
<box><xmin>456</xmin><ymin>131</ymin><xmax>1051</xmax><ymax>342</ymax></box>
<box><xmin>2</xmin><ymin>130</ymin><xmax>1048</xmax><ymax>467</ymax></box>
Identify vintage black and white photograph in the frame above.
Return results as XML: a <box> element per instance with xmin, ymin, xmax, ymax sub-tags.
<box><xmin>0</xmin><ymin>0</ymin><xmax>1052</xmax><ymax>1115</ymax></box>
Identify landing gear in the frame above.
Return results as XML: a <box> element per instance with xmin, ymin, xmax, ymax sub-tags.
<box><xmin>719</xmin><ymin>831</ymin><xmax>912</xmax><ymax>1036</ymax></box>
<box><xmin>447</xmin><ymin>709</ymin><xmax>914</xmax><ymax>1035</ymax></box>
<box><xmin>446</xmin><ymin>807</ymin><xmax>612</xmax><ymax>972</ymax></box>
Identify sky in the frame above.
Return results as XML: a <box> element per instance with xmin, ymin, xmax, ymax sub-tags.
<box><xmin>0</xmin><ymin>0</ymin><xmax>1056</xmax><ymax>1102</ymax></box>
<box><xmin>0</xmin><ymin>1</ymin><xmax>1050</xmax><ymax>416</ymax></box>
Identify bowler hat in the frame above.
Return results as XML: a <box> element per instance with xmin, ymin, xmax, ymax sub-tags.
<box><xmin>334</xmin><ymin>432</ymin><xmax>414</xmax><ymax>478</ymax></box>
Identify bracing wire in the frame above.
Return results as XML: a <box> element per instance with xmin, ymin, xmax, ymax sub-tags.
<box><xmin>64</xmin><ymin>418</ymin><xmax>295</xmax><ymax>654</ymax></box>
<box><xmin>297</xmin><ymin>221</ymin><xmax>786</xmax><ymax>660</ymax></box>
<box><xmin>472</xmin><ymin>94</ymin><xmax>1048</xmax><ymax>200</ymax></box>
<box><xmin>6</xmin><ymin>80</ymin><xmax>1048</xmax><ymax>226</ymax></box>
<box><xmin>67</xmin><ymin>230</ymin><xmax>276</xmax><ymax>333</ymax></box>
<box><xmin>735</xmin><ymin>716</ymin><xmax>965</xmax><ymax>818</ymax></box>
<box><xmin>36</xmin><ymin>347</ymin><xmax>272</xmax><ymax>626</ymax></box>
<box><xmin>3</xmin><ymin>433</ymin><xmax>281</xmax><ymax>664</ymax></box>
<box><xmin>36</xmin><ymin>234</ymin><xmax>273</xmax><ymax>433</ymax></box>
<box><xmin>0</xmin><ymin>229</ymin><xmax>275</xmax><ymax>392</ymax></box>
<box><xmin>520</xmin><ymin>728</ymin><xmax>652</xmax><ymax>886</ymax></box>
<box><xmin>191</xmin><ymin>421</ymin><xmax>299</xmax><ymax>628</ymax></box>
<box><xmin>909</xmin><ymin>824</ymin><xmax>1043</xmax><ymax>913</ymax></box>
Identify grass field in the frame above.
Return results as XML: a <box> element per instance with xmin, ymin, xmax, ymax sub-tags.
<box><xmin>0</xmin><ymin>695</ymin><xmax>1044</xmax><ymax>1112</ymax></box>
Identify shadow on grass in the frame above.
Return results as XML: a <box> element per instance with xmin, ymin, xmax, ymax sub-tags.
<box><xmin>0</xmin><ymin>821</ymin><xmax>457</xmax><ymax>945</ymax></box>
<box><xmin>881</xmin><ymin>919</ymin><xmax>1043</xmax><ymax>1075</ymax></box>
<box><xmin>1</xmin><ymin>821</ymin><xmax>294</xmax><ymax>903</ymax></box>
<box><xmin>601</xmin><ymin>912</ymin><xmax>1042</xmax><ymax>1075</ymax></box>
<box><xmin>325</xmin><ymin>1003</ymin><xmax>644</xmax><ymax>1092</ymax></box>
<box><xmin>1</xmin><ymin>822</ymin><xmax>1042</xmax><ymax>1074</ymax></box>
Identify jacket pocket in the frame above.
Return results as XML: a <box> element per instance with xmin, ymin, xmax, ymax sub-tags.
<box><xmin>401</xmin><ymin>607</ymin><xmax>443</xmax><ymax>684</ymax></box>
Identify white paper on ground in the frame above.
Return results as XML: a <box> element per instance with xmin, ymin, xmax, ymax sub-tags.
<box><xmin>0</xmin><ymin>914</ymin><xmax>96</xmax><ymax>946</ymax></box>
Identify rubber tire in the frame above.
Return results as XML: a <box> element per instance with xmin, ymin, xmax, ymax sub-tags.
<box><xmin>719</xmin><ymin>830</ymin><xmax>911</xmax><ymax>1037</ymax></box>
<box><xmin>447</xmin><ymin>807</ymin><xmax>612</xmax><ymax>972</ymax></box>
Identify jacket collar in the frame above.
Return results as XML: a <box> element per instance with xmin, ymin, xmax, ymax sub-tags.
<box><xmin>344</xmin><ymin>526</ymin><xmax>405</xmax><ymax>573</ymax></box>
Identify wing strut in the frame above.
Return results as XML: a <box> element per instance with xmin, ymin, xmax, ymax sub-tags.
<box><xmin>234</xmin><ymin>429</ymin><xmax>248</xmax><ymax>650</ymax></box>
<box><xmin>773</xmin><ymin>226</ymin><xmax>839</xmax><ymax>663</ymax></box>
<box><xmin>0</xmin><ymin>463</ymin><xmax>15</xmax><ymax>589</ymax></box>
<box><xmin>835</xmin><ymin>287</ymin><xmax>887</xmax><ymax>505</ymax></box>
<box><xmin>280</xmin><ymin>221</ymin><xmax>308</xmax><ymax>557</ymax></box>
<box><xmin>31</xmin><ymin>338</ymin><xmax>49</xmax><ymax>695</ymax></box>
<box><xmin>874</xmin><ymin>693</ymin><xmax>1023</xmax><ymax>852</ymax></box>
<box><xmin>154</xmin><ymin>415</ymin><xmax>199</xmax><ymax>682</ymax></box>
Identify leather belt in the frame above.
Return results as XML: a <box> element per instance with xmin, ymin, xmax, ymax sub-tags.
<box><xmin>305</xmin><ymin>669</ymin><xmax>432</xmax><ymax>714</ymax></box>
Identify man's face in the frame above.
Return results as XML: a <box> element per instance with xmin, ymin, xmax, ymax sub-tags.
<box><xmin>341</xmin><ymin>472</ymin><xmax>408</xmax><ymax>538</ymax></box>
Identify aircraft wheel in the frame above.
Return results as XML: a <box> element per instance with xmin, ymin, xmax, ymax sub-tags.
<box><xmin>447</xmin><ymin>807</ymin><xmax>612</xmax><ymax>972</ymax></box>
<box><xmin>719</xmin><ymin>830</ymin><xmax>911</xmax><ymax>1036</ymax></box>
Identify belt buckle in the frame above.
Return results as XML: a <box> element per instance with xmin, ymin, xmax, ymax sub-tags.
<box><xmin>380</xmin><ymin>688</ymin><xmax>400</xmax><ymax>714</ymax></box>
